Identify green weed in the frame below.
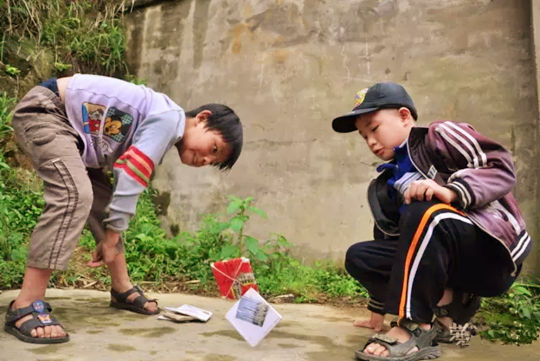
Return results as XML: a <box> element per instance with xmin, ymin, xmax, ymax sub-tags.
<box><xmin>0</xmin><ymin>93</ymin><xmax>42</xmax><ymax>288</ymax></box>
<box><xmin>0</xmin><ymin>0</ymin><xmax>131</xmax><ymax>78</ymax></box>
<box><xmin>4</xmin><ymin>64</ymin><xmax>20</xmax><ymax>76</ymax></box>
<box><xmin>477</xmin><ymin>282</ymin><xmax>540</xmax><ymax>344</ymax></box>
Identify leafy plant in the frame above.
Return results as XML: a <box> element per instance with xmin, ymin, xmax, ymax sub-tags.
<box><xmin>218</xmin><ymin>195</ymin><xmax>268</xmax><ymax>260</ymax></box>
<box><xmin>0</xmin><ymin>0</ymin><xmax>132</xmax><ymax>78</ymax></box>
<box><xmin>477</xmin><ymin>282</ymin><xmax>540</xmax><ymax>344</ymax></box>
<box><xmin>4</xmin><ymin>64</ymin><xmax>20</xmax><ymax>76</ymax></box>
<box><xmin>0</xmin><ymin>93</ymin><xmax>43</xmax><ymax>288</ymax></box>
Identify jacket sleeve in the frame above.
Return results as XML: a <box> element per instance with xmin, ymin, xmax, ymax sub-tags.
<box><xmin>104</xmin><ymin>110</ymin><xmax>184</xmax><ymax>231</ymax></box>
<box><xmin>428</xmin><ymin>120</ymin><xmax>516</xmax><ymax>210</ymax></box>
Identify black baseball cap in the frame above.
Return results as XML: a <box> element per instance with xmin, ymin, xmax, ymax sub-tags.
<box><xmin>331</xmin><ymin>82</ymin><xmax>417</xmax><ymax>133</ymax></box>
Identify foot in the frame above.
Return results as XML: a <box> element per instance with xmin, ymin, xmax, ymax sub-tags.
<box><xmin>112</xmin><ymin>289</ymin><xmax>157</xmax><ymax>313</ymax></box>
<box><xmin>110</xmin><ymin>284</ymin><xmax>159</xmax><ymax>314</ymax></box>
<box><xmin>362</xmin><ymin>323</ymin><xmax>432</xmax><ymax>357</ymax></box>
<box><xmin>7</xmin><ymin>300</ymin><xmax>68</xmax><ymax>342</ymax></box>
<box><xmin>353</xmin><ymin>312</ymin><xmax>386</xmax><ymax>332</ymax></box>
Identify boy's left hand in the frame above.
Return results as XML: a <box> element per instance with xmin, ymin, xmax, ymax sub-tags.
<box><xmin>404</xmin><ymin>179</ymin><xmax>457</xmax><ymax>205</ymax></box>
<box><xmin>87</xmin><ymin>230</ymin><xmax>121</xmax><ymax>268</ymax></box>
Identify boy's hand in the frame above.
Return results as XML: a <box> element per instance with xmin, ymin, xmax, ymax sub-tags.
<box><xmin>87</xmin><ymin>229</ymin><xmax>121</xmax><ymax>268</ymax></box>
<box><xmin>404</xmin><ymin>179</ymin><xmax>457</xmax><ymax>205</ymax></box>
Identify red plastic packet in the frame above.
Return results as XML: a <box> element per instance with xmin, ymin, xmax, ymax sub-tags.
<box><xmin>211</xmin><ymin>257</ymin><xmax>258</xmax><ymax>299</ymax></box>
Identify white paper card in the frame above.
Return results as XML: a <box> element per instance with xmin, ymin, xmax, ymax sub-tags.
<box><xmin>225</xmin><ymin>288</ymin><xmax>282</xmax><ymax>347</ymax></box>
<box><xmin>164</xmin><ymin>304</ymin><xmax>213</xmax><ymax>322</ymax></box>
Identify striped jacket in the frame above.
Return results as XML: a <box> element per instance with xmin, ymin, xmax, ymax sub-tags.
<box><xmin>368</xmin><ymin>120</ymin><xmax>531</xmax><ymax>273</ymax></box>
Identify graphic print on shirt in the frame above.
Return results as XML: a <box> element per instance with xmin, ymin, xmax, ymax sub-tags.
<box><xmin>81</xmin><ymin>103</ymin><xmax>105</xmax><ymax>134</ymax></box>
<box><xmin>81</xmin><ymin>103</ymin><xmax>133</xmax><ymax>143</ymax></box>
<box><xmin>104</xmin><ymin>107</ymin><xmax>133</xmax><ymax>143</ymax></box>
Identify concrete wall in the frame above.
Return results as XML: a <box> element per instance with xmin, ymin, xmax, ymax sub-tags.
<box><xmin>124</xmin><ymin>0</ymin><xmax>539</xmax><ymax>273</ymax></box>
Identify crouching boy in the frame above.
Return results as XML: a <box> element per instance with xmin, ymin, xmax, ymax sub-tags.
<box><xmin>331</xmin><ymin>82</ymin><xmax>531</xmax><ymax>360</ymax></box>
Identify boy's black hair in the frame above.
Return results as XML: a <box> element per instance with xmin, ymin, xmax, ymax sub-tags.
<box><xmin>185</xmin><ymin>104</ymin><xmax>243</xmax><ymax>170</ymax></box>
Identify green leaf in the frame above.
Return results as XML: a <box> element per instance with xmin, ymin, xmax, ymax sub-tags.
<box><xmin>254</xmin><ymin>249</ymin><xmax>268</xmax><ymax>261</ymax></box>
<box><xmin>230</xmin><ymin>216</ymin><xmax>245</xmax><ymax>232</ymax></box>
<box><xmin>249</xmin><ymin>206</ymin><xmax>267</xmax><ymax>218</ymax></box>
<box><xmin>245</xmin><ymin>236</ymin><xmax>260</xmax><ymax>255</ymax></box>
<box><xmin>5</xmin><ymin>64</ymin><xmax>20</xmax><ymax>76</ymax></box>
<box><xmin>219</xmin><ymin>244</ymin><xmax>240</xmax><ymax>259</ymax></box>
<box><xmin>10</xmin><ymin>246</ymin><xmax>27</xmax><ymax>261</ymax></box>
<box><xmin>226</xmin><ymin>198</ymin><xmax>243</xmax><ymax>214</ymax></box>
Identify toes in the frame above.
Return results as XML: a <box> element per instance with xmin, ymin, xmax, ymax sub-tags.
<box><xmin>363</xmin><ymin>343</ymin><xmax>388</xmax><ymax>356</ymax></box>
<box><xmin>32</xmin><ymin>325</ymin><xmax>66</xmax><ymax>339</ymax></box>
<box><xmin>145</xmin><ymin>301</ymin><xmax>158</xmax><ymax>313</ymax></box>
<box><xmin>43</xmin><ymin>325</ymin><xmax>53</xmax><ymax>338</ymax></box>
<box><xmin>35</xmin><ymin>326</ymin><xmax>45</xmax><ymax>338</ymax></box>
<box><xmin>364</xmin><ymin>342</ymin><xmax>378</xmax><ymax>355</ymax></box>
<box><xmin>51</xmin><ymin>325</ymin><xmax>66</xmax><ymax>338</ymax></box>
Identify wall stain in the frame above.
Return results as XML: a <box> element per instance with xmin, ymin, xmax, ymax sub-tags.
<box><xmin>152</xmin><ymin>190</ymin><xmax>171</xmax><ymax>216</ymax></box>
<box><xmin>152</xmin><ymin>0</ymin><xmax>190</xmax><ymax>91</ymax></box>
<box><xmin>230</xmin><ymin>23</ymin><xmax>250</xmax><ymax>54</ymax></box>
<box><xmin>193</xmin><ymin>0</ymin><xmax>211</xmax><ymax>69</ymax></box>
<box><xmin>124</xmin><ymin>9</ymin><xmax>146</xmax><ymax>73</ymax></box>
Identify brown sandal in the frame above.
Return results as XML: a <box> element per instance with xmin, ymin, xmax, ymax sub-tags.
<box><xmin>110</xmin><ymin>285</ymin><xmax>159</xmax><ymax>315</ymax></box>
<box><xmin>4</xmin><ymin>300</ymin><xmax>69</xmax><ymax>344</ymax></box>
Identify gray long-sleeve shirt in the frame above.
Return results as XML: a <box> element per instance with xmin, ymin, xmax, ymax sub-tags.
<box><xmin>64</xmin><ymin>74</ymin><xmax>185</xmax><ymax>231</ymax></box>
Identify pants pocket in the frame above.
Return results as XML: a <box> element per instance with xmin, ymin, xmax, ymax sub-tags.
<box><xmin>24</xmin><ymin>124</ymin><xmax>57</xmax><ymax>146</ymax></box>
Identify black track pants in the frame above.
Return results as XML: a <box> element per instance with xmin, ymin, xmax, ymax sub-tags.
<box><xmin>345</xmin><ymin>201</ymin><xmax>517</xmax><ymax>323</ymax></box>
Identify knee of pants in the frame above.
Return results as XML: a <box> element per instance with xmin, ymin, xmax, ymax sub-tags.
<box><xmin>399</xmin><ymin>201</ymin><xmax>440</xmax><ymax>229</ymax></box>
<box><xmin>345</xmin><ymin>243</ymin><xmax>370</xmax><ymax>280</ymax></box>
<box><xmin>43</xmin><ymin>168</ymin><xmax>94</xmax><ymax>222</ymax></box>
<box><xmin>77</xmin><ymin>180</ymin><xmax>94</xmax><ymax>217</ymax></box>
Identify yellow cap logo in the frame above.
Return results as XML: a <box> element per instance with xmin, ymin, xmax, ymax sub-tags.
<box><xmin>353</xmin><ymin>88</ymin><xmax>369</xmax><ymax>108</ymax></box>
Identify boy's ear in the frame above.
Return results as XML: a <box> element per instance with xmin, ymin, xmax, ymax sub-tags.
<box><xmin>398</xmin><ymin>107</ymin><xmax>413</xmax><ymax>125</ymax></box>
<box><xmin>194</xmin><ymin>109</ymin><xmax>213</xmax><ymax>125</ymax></box>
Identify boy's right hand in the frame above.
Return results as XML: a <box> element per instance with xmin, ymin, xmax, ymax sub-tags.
<box><xmin>87</xmin><ymin>229</ymin><xmax>121</xmax><ymax>267</ymax></box>
<box><xmin>404</xmin><ymin>179</ymin><xmax>458</xmax><ymax>205</ymax></box>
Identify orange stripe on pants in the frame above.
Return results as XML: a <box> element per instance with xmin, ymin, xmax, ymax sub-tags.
<box><xmin>398</xmin><ymin>203</ymin><xmax>463</xmax><ymax>319</ymax></box>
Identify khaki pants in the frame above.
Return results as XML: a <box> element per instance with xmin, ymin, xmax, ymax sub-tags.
<box><xmin>12</xmin><ymin>86</ymin><xmax>119</xmax><ymax>270</ymax></box>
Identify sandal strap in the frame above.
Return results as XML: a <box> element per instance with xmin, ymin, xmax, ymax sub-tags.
<box><xmin>359</xmin><ymin>319</ymin><xmax>440</xmax><ymax>358</ymax></box>
<box><xmin>5</xmin><ymin>300</ymin><xmax>53</xmax><ymax>325</ymax></box>
<box><xmin>111</xmin><ymin>285</ymin><xmax>157</xmax><ymax>306</ymax></box>
<box><xmin>111</xmin><ymin>285</ymin><xmax>143</xmax><ymax>303</ymax></box>
<box><xmin>131</xmin><ymin>295</ymin><xmax>150</xmax><ymax>309</ymax></box>
<box><xmin>370</xmin><ymin>333</ymin><xmax>398</xmax><ymax>345</ymax></box>
<box><xmin>18</xmin><ymin>313</ymin><xmax>61</xmax><ymax>335</ymax></box>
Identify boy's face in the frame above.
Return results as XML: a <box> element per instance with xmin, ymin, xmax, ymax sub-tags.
<box><xmin>178</xmin><ymin>113</ymin><xmax>231</xmax><ymax>167</ymax></box>
<box><xmin>354</xmin><ymin>108</ymin><xmax>413</xmax><ymax>161</ymax></box>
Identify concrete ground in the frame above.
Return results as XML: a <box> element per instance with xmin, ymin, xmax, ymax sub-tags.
<box><xmin>0</xmin><ymin>288</ymin><xmax>539</xmax><ymax>361</ymax></box>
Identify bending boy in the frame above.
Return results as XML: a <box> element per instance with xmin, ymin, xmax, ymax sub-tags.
<box><xmin>331</xmin><ymin>82</ymin><xmax>531</xmax><ymax>360</ymax></box>
<box><xmin>4</xmin><ymin>74</ymin><xmax>243</xmax><ymax>343</ymax></box>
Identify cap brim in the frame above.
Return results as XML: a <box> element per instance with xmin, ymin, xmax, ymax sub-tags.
<box><xmin>331</xmin><ymin>107</ymin><xmax>379</xmax><ymax>133</ymax></box>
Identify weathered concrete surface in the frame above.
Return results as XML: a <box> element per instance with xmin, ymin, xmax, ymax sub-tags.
<box><xmin>124</xmin><ymin>1</ymin><xmax>539</xmax><ymax>274</ymax></box>
<box><xmin>1</xmin><ymin>289</ymin><xmax>539</xmax><ymax>361</ymax></box>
